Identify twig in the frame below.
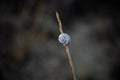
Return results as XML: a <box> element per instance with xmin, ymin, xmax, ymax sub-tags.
<box><xmin>56</xmin><ymin>11</ymin><xmax>77</xmax><ymax>80</ymax></box>
<box><xmin>56</xmin><ymin>12</ymin><xmax>63</xmax><ymax>33</ymax></box>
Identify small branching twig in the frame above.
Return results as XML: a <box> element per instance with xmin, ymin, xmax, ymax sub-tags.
<box><xmin>56</xmin><ymin>11</ymin><xmax>77</xmax><ymax>80</ymax></box>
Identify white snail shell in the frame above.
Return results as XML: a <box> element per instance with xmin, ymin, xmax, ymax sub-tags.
<box><xmin>58</xmin><ymin>33</ymin><xmax>71</xmax><ymax>45</ymax></box>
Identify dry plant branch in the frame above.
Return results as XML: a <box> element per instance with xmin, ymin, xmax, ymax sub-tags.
<box><xmin>56</xmin><ymin>12</ymin><xmax>63</xmax><ymax>33</ymax></box>
<box><xmin>56</xmin><ymin>11</ymin><xmax>77</xmax><ymax>80</ymax></box>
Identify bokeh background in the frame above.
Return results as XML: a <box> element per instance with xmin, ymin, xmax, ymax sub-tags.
<box><xmin>0</xmin><ymin>0</ymin><xmax>120</xmax><ymax>80</ymax></box>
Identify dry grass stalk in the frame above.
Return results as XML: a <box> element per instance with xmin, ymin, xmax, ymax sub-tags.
<box><xmin>56</xmin><ymin>11</ymin><xmax>77</xmax><ymax>80</ymax></box>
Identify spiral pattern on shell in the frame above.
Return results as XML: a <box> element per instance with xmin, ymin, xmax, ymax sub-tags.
<box><xmin>58</xmin><ymin>33</ymin><xmax>71</xmax><ymax>45</ymax></box>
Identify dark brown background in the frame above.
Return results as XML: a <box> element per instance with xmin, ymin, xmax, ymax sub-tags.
<box><xmin>0</xmin><ymin>0</ymin><xmax>120</xmax><ymax>80</ymax></box>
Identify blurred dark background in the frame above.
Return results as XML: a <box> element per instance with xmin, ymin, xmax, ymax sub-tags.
<box><xmin>0</xmin><ymin>0</ymin><xmax>120</xmax><ymax>80</ymax></box>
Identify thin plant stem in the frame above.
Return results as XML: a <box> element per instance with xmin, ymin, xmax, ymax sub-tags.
<box><xmin>56</xmin><ymin>12</ymin><xmax>63</xmax><ymax>33</ymax></box>
<box><xmin>56</xmin><ymin>11</ymin><xmax>77</xmax><ymax>80</ymax></box>
<box><xmin>64</xmin><ymin>45</ymin><xmax>77</xmax><ymax>80</ymax></box>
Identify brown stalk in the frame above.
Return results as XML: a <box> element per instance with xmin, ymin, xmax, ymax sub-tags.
<box><xmin>56</xmin><ymin>11</ymin><xmax>77</xmax><ymax>80</ymax></box>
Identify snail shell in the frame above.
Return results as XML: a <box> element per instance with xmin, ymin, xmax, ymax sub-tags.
<box><xmin>58</xmin><ymin>33</ymin><xmax>71</xmax><ymax>45</ymax></box>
